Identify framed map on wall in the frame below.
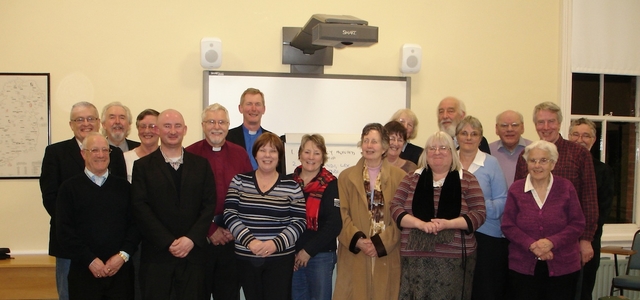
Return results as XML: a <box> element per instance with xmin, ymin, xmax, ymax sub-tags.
<box><xmin>0</xmin><ymin>73</ymin><xmax>50</xmax><ymax>178</ymax></box>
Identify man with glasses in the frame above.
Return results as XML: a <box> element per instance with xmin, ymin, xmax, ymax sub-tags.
<box><xmin>131</xmin><ymin>109</ymin><xmax>216</xmax><ymax>300</ymax></box>
<box><xmin>514</xmin><ymin>102</ymin><xmax>598</xmax><ymax>283</ymax></box>
<box><xmin>489</xmin><ymin>110</ymin><xmax>532</xmax><ymax>187</ymax></box>
<box><xmin>101</xmin><ymin>102</ymin><xmax>140</xmax><ymax>152</ymax></box>
<box><xmin>569</xmin><ymin>118</ymin><xmax>615</xmax><ymax>300</ymax></box>
<box><xmin>40</xmin><ymin>101</ymin><xmax>127</xmax><ymax>300</ymax></box>
<box><xmin>56</xmin><ymin>132</ymin><xmax>138</xmax><ymax>299</ymax></box>
<box><xmin>185</xmin><ymin>103</ymin><xmax>252</xmax><ymax>300</ymax></box>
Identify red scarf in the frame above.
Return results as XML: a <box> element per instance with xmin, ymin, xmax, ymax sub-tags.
<box><xmin>292</xmin><ymin>166</ymin><xmax>337</xmax><ymax>231</ymax></box>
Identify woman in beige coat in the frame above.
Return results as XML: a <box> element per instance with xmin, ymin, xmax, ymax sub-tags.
<box><xmin>333</xmin><ymin>123</ymin><xmax>407</xmax><ymax>300</ymax></box>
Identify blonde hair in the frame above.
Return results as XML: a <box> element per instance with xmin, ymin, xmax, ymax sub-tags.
<box><xmin>390</xmin><ymin>108</ymin><xmax>419</xmax><ymax>140</ymax></box>
<box><xmin>418</xmin><ymin>131</ymin><xmax>462</xmax><ymax>172</ymax></box>
<box><xmin>298</xmin><ymin>134</ymin><xmax>329</xmax><ymax>164</ymax></box>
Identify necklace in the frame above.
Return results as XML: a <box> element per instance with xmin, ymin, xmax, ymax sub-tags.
<box><xmin>256</xmin><ymin>170</ymin><xmax>278</xmax><ymax>192</ymax></box>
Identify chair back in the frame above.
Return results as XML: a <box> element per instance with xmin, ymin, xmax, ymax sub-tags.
<box><xmin>627</xmin><ymin>230</ymin><xmax>640</xmax><ymax>273</ymax></box>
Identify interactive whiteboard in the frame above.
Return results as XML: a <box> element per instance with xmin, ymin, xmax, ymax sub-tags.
<box><xmin>203</xmin><ymin>71</ymin><xmax>409</xmax><ymax>174</ymax></box>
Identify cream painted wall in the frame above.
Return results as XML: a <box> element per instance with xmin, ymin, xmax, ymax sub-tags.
<box><xmin>0</xmin><ymin>0</ymin><xmax>561</xmax><ymax>253</ymax></box>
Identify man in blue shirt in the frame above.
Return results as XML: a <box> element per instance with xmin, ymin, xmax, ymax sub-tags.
<box><xmin>489</xmin><ymin>110</ymin><xmax>532</xmax><ymax>187</ymax></box>
<box><xmin>226</xmin><ymin>88</ymin><xmax>273</xmax><ymax>169</ymax></box>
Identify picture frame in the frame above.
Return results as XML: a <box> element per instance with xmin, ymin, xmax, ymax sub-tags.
<box><xmin>0</xmin><ymin>73</ymin><xmax>50</xmax><ymax>179</ymax></box>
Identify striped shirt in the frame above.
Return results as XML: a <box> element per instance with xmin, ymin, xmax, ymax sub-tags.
<box><xmin>223</xmin><ymin>171</ymin><xmax>306</xmax><ymax>260</ymax></box>
<box><xmin>390</xmin><ymin>169</ymin><xmax>486</xmax><ymax>258</ymax></box>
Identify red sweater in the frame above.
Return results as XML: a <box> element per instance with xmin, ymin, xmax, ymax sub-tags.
<box><xmin>185</xmin><ymin>140</ymin><xmax>253</xmax><ymax>236</ymax></box>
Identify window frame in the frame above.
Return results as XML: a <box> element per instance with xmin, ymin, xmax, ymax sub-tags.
<box><xmin>562</xmin><ymin>0</ymin><xmax>640</xmax><ymax>247</ymax></box>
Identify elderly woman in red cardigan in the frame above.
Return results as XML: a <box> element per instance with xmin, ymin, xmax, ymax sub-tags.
<box><xmin>501</xmin><ymin>140</ymin><xmax>585</xmax><ymax>300</ymax></box>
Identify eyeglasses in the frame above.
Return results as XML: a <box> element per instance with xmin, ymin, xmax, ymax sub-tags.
<box><xmin>457</xmin><ymin>131</ymin><xmax>480</xmax><ymax>138</ymax></box>
<box><xmin>397</xmin><ymin>118</ymin><xmax>414</xmax><ymax>129</ymax></box>
<box><xmin>203</xmin><ymin>120</ymin><xmax>229</xmax><ymax>126</ymax></box>
<box><xmin>427</xmin><ymin>146</ymin><xmax>450</xmax><ymax>153</ymax></box>
<box><xmin>570</xmin><ymin>132</ymin><xmax>593</xmax><ymax>139</ymax></box>
<box><xmin>498</xmin><ymin>122</ymin><xmax>522</xmax><ymax>129</ymax></box>
<box><xmin>138</xmin><ymin>124</ymin><xmax>157</xmax><ymax>130</ymax></box>
<box><xmin>83</xmin><ymin>148</ymin><xmax>112</xmax><ymax>155</ymax></box>
<box><xmin>527</xmin><ymin>158</ymin><xmax>552</xmax><ymax>165</ymax></box>
<box><xmin>71</xmin><ymin>117</ymin><xmax>98</xmax><ymax>123</ymax></box>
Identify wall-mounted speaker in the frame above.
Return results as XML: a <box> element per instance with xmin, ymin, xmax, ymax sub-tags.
<box><xmin>400</xmin><ymin>44</ymin><xmax>422</xmax><ymax>74</ymax></box>
<box><xmin>200</xmin><ymin>37</ymin><xmax>222</xmax><ymax>69</ymax></box>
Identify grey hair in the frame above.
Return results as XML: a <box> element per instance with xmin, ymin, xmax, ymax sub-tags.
<box><xmin>201</xmin><ymin>103</ymin><xmax>230</xmax><ymax>122</ymax></box>
<box><xmin>81</xmin><ymin>132</ymin><xmax>108</xmax><ymax>150</ymax></box>
<box><xmin>569</xmin><ymin>118</ymin><xmax>596</xmax><ymax>137</ymax></box>
<box><xmin>100</xmin><ymin>102</ymin><xmax>133</xmax><ymax>137</ymax></box>
<box><xmin>437</xmin><ymin>97</ymin><xmax>466</xmax><ymax>118</ymax></box>
<box><xmin>495</xmin><ymin>110</ymin><xmax>524</xmax><ymax>124</ymax></box>
<box><xmin>455</xmin><ymin>115</ymin><xmax>483</xmax><ymax>136</ymax></box>
<box><xmin>533</xmin><ymin>102</ymin><xmax>563</xmax><ymax>124</ymax></box>
<box><xmin>522</xmin><ymin>140</ymin><xmax>559</xmax><ymax>162</ymax></box>
<box><xmin>69</xmin><ymin>102</ymin><xmax>98</xmax><ymax>120</ymax></box>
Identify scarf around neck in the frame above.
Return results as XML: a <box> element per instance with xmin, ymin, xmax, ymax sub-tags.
<box><xmin>292</xmin><ymin>166</ymin><xmax>336</xmax><ymax>231</ymax></box>
<box><xmin>363</xmin><ymin>161</ymin><xmax>385</xmax><ymax>236</ymax></box>
<box><xmin>413</xmin><ymin>167</ymin><xmax>462</xmax><ymax>221</ymax></box>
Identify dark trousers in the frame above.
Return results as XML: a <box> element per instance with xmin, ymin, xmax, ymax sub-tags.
<box><xmin>509</xmin><ymin>261</ymin><xmax>580</xmax><ymax>300</ymax></box>
<box><xmin>471</xmin><ymin>232</ymin><xmax>509</xmax><ymax>300</ymax></box>
<box><xmin>68</xmin><ymin>262</ymin><xmax>134</xmax><ymax>300</ymax></box>
<box><xmin>204</xmin><ymin>242</ymin><xmax>240</xmax><ymax>300</ymax></box>
<box><xmin>132</xmin><ymin>244</ymin><xmax>142</xmax><ymax>300</ymax></box>
<box><xmin>238</xmin><ymin>254</ymin><xmax>295</xmax><ymax>300</ymax></box>
<box><xmin>576</xmin><ymin>237</ymin><xmax>602</xmax><ymax>300</ymax></box>
<box><xmin>139</xmin><ymin>258</ymin><xmax>206</xmax><ymax>300</ymax></box>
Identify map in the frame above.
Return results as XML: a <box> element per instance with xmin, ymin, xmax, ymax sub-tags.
<box><xmin>0</xmin><ymin>74</ymin><xmax>49</xmax><ymax>178</ymax></box>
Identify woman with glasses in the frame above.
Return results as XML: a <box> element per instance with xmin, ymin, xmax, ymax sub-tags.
<box><xmin>501</xmin><ymin>140</ymin><xmax>585</xmax><ymax>300</ymax></box>
<box><xmin>123</xmin><ymin>109</ymin><xmax>160</xmax><ymax>183</ymax></box>
<box><xmin>384</xmin><ymin>121</ymin><xmax>418</xmax><ymax>174</ymax></box>
<box><xmin>333</xmin><ymin>123</ymin><xmax>406</xmax><ymax>300</ymax></box>
<box><xmin>455</xmin><ymin>116</ymin><xmax>508</xmax><ymax>300</ymax></box>
<box><xmin>390</xmin><ymin>109</ymin><xmax>423</xmax><ymax>165</ymax></box>
<box><xmin>390</xmin><ymin>131</ymin><xmax>486</xmax><ymax>300</ymax></box>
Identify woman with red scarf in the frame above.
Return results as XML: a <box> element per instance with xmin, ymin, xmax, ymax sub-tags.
<box><xmin>290</xmin><ymin>134</ymin><xmax>342</xmax><ymax>300</ymax></box>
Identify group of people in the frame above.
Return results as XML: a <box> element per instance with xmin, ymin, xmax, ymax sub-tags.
<box><xmin>40</xmin><ymin>89</ymin><xmax>614</xmax><ymax>300</ymax></box>
<box><xmin>381</xmin><ymin>98</ymin><xmax>611</xmax><ymax>300</ymax></box>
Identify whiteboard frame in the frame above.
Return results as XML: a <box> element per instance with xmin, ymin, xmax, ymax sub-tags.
<box><xmin>203</xmin><ymin>71</ymin><xmax>410</xmax><ymax>173</ymax></box>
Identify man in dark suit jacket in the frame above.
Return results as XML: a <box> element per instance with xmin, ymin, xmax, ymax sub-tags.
<box><xmin>131</xmin><ymin>109</ymin><xmax>216</xmax><ymax>300</ymax></box>
<box><xmin>40</xmin><ymin>101</ymin><xmax>127</xmax><ymax>300</ymax></box>
<box><xmin>101</xmin><ymin>102</ymin><xmax>141</xmax><ymax>152</ymax></box>
<box><xmin>437</xmin><ymin>96</ymin><xmax>491</xmax><ymax>154</ymax></box>
<box><xmin>569</xmin><ymin>118</ymin><xmax>615</xmax><ymax>300</ymax></box>
<box><xmin>226</xmin><ymin>88</ymin><xmax>273</xmax><ymax>170</ymax></box>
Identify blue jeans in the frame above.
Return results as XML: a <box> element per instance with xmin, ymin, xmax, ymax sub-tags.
<box><xmin>56</xmin><ymin>257</ymin><xmax>70</xmax><ymax>300</ymax></box>
<box><xmin>291</xmin><ymin>251</ymin><xmax>336</xmax><ymax>300</ymax></box>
